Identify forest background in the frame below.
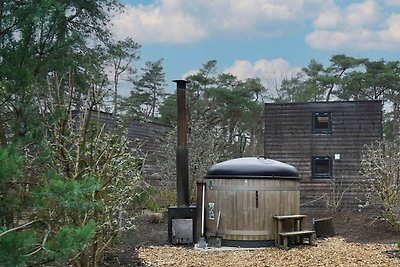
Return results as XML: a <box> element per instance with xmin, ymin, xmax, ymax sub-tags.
<box><xmin>1</xmin><ymin>1</ymin><xmax>400</xmax><ymax>266</ymax></box>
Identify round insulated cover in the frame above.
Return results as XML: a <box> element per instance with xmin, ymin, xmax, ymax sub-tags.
<box><xmin>206</xmin><ymin>157</ymin><xmax>299</xmax><ymax>179</ymax></box>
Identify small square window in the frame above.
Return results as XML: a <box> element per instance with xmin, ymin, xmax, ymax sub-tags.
<box><xmin>312</xmin><ymin>156</ymin><xmax>332</xmax><ymax>178</ymax></box>
<box><xmin>312</xmin><ymin>112</ymin><xmax>332</xmax><ymax>134</ymax></box>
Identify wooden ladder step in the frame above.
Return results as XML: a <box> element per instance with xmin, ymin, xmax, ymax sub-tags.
<box><xmin>279</xmin><ymin>230</ymin><xmax>315</xmax><ymax>237</ymax></box>
<box><xmin>278</xmin><ymin>230</ymin><xmax>315</xmax><ymax>249</ymax></box>
<box><xmin>273</xmin><ymin>214</ymin><xmax>307</xmax><ymax>220</ymax></box>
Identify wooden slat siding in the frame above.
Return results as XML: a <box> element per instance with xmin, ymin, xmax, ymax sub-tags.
<box><xmin>264</xmin><ymin>101</ymin><xmax>382</xmax><ymax>211</ymax></box>
<box><xmin>75</xmin><ymin>110</ymin><xmax>171</xmax><ymax>186</ymax></box>
<box><xmin>204</xmin><ymin>178</ymin><xmax>300</xmax><ymax>241</ymax></box>
<box><xmin>300</xmin><ymin>182</ymin><xmax>366</xmax><ymax>211</ymax></box>
<box><xmin>125</xmin><ymin>120</ymin><xmax>171</xmax><ymax>186</ymax></box>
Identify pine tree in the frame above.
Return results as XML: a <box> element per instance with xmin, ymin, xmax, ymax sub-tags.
<box><xmin>122</xmin><ymin>59</ymin><xmax>166</xmax><ymax>121</ymax></box>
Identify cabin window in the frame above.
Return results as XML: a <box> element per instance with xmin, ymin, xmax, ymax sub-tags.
<box><xmin>312</xmin><ymin>156</ymin><xmax>332</xmax><ymax>178</ymax></box>
<box><xmin>312</xmin><ymin>112</ymin><xmax>332</xmax><ymax>134</ymax></box>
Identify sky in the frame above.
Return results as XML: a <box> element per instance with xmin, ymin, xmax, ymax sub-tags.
<box><xmin>110</xmin><ymin>0</ymin><xmax>400</xmax><ymax>94</ymax></box>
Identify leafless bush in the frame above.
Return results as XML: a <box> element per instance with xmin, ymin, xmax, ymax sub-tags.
<box><xmin>157</xmin><ymin>119</ymin><xmax>227</xmax><ymax>203</ymax></box>
<box><xmin>324</xmin><ymin>173</ymin><xmax>355</xmax><ymax>212</ymax></box>
<box><xmin>361</xmin><ymin>140</ymin><xmax>400</xmax><ymax>230</ymax></box>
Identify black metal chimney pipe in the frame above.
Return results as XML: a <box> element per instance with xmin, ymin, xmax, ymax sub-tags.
<box><xmin>173</xmin><ymin>79</ymin><xmax>190</xmax><ymax>207</ymax></box>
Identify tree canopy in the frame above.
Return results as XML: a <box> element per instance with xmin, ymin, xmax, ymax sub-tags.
<box><xmin>0</xmin><ymin>1</ymin><xmax>145</xmax><ymax>266</ymax></box>
<box><xmin>159</xmin><ymin>60</ymin><xmax>267</xmax><ymax>158</ymax></box>
<box><xmin>275</xmin><ymin>55</ymin><xmax>400</xmax><ymax>141</ymax></box>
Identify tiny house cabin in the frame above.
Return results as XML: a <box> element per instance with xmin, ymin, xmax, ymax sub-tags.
<box><xmin>264</xmin><ymin>101</ymin><xmax>382</xmax><ymax>211</ymax></box>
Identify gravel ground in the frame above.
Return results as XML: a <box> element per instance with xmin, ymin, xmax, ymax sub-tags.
<box><xmin>103</xmin><ymin>211</ymin><xmax>400</xmax><ymax>266</ymax></box>
<box><xmin>137</xmin><ymin>237</ymin><xmax>400</xmax><ymax>267</ymax></box>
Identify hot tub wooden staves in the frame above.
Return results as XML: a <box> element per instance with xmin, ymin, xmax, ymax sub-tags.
<box><xmin>202</xmin><ymin>157</ymin><xmax>300</xmax><ymax>247</ymax></box>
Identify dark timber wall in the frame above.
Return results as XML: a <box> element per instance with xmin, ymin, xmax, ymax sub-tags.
<box><xmin>126</xmin><ymin>120</ymin><xmax>171</xmax><ymax>186</ymax></box>
<box><xmin>75</xmin><ymin>110</ymin><xmax>171</xmax><ymax>186</ymax></box>
<box><xmin>264</xmin><ymin>101</ymin><xmax>382</xmax><ymax>211</ymax></box>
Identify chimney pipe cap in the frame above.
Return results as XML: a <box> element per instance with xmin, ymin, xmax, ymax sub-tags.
<box><xmin>173</xmin><ymin>79</ymin><xmax>190</xmax><ymax>86</ymax></box>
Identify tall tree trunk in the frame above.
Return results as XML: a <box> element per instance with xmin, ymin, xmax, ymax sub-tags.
<box><xmin>113</xmin><ymin>71</ymin><xmax>119</xmax><ymax>117</ymax></box>
<box><xmin>151</xmin><ymin>90</ymin><xmax>156</xmax><ymax>118</ymax></box>
<box><xmin>0</xmin><ymin>110</ymin><xmax>7</xmax><ymax>147</ymax></box>
<box><xmin>392</xmin><ymin>101</ymin><xmax>399</xmax><ymax>144</ymax></box>
<box><xmin>1</xmin><ymin>109</ymin><xmax>17</xmax><ymax>227</ymax></box>
<box><xmin>249</xmin><ymin>129</ymin><xmax>256</xmax><ymax>156</ymax></box>
<box><xmin>1</xmin><ymin>185</ymin><xmax>14</xmax><ymax>228</ymax></box>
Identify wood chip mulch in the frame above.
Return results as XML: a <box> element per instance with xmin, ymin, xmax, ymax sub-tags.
<box><xmin>137</xmin><ymin>237</ymin><xmax>400</xmax><ymax>266</ymax></box>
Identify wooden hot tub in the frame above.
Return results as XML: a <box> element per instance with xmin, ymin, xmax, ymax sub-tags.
<box><xmin>203</xmin><ymin>156</ymin><xmax>300</xmax><ymax>247</ymax></box>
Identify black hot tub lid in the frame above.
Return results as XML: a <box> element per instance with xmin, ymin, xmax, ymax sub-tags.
<box><xmin>205</xmin><ymin>156</ymin><xmax>299</xmax><ymax>179</ymax></box>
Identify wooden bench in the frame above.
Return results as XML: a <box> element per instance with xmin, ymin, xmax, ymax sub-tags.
<box><xmin>278</xmin><ymin>230</ymin><xmax>315</xmax><ymax>249</ymax></box>
<box><xmin>273</xmin><ymin>214</ymin><xmax>316</xmax><ymax>249</ymax></box>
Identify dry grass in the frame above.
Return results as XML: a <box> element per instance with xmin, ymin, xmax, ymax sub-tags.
<box><xmin>144</xmin><ymin>212</ymin><xmax>164</xmax><ymax>224</ymax></box>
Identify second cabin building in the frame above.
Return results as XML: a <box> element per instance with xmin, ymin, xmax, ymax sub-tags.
<box><xmin>264</xmin><ymin>100</ymin><xmax>382</xmax><ymax>211</ymax></box>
